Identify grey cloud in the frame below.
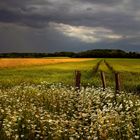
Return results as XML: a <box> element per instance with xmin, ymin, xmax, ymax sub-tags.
<box><xmin>0</xmin><ymin>0</ymin><xmax>139</xmax><ymax>30</ymax></box>
<box><xmin>0</xmin><ymin>0</ymin><xmax>140</xmax><ymax>52</ymax></box>
<box><xmin>78</xmin><ymin>0</ymin><xmax>122</xmax><ymax>5</ymax></box>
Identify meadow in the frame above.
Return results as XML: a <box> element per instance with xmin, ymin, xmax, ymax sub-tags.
<box><xmin>0</xmin><ymin>58</ymin><xmax>140</xmax><ymax>139</ymax></box>
<box><xmin>0</xmin><ymin>82</ymin><xmax>140</xmax><ymax>140</ymax></box>
<box><xmin>0</xmin><ymin>58</ymin><xmax>140</xmax><ymax>92</ymax></box>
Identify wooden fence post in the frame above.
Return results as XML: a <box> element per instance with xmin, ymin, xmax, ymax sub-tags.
<box><xmin>75</xmin><ymin>70</ymin><xmax>81</xmax><ymax>90</ymax></box>
<box><xmin>100</xmin><ymin>71</ymin><xmax>106</xmax><ymax>91</ymax></box>
<box><xmin>115</xmin><ymin>72</ymin><xmax>121</xmax><ymax>93</ymax></box>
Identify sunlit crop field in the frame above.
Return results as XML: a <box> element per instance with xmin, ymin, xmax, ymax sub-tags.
<box><xmin>0</xmin><ymin>58</ymin><xmax>94</xmax><ymax>68</ymax></box>
<box><xmin>0</xmin><ymin>82</ymin><xmax>140</xmax><ymax>140</ymax></box>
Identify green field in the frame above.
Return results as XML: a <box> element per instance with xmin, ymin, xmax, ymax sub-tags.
<box><xmin>0</xmin><ymin>58</ymin><xmax>140</xmax><ymax>92</ymax></box>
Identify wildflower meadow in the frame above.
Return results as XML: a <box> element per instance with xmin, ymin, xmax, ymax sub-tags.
<box><xmin>0</xmin><ymin>82</ymin><xmax>140</xmax><ymax>140</ymax></box>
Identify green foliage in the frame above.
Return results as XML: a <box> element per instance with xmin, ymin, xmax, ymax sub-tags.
<box><xmin>73</xmin><ymin>49</ymin><xmax>140</xmax><ymax>58</ymax></box>
<box><xmin>0</xmin><ymin>49</ymin><xmax>140</xmax><ymax>58</ymax></box>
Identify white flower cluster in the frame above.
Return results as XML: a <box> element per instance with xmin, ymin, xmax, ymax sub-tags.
<box><xmin>0</xmin><ymin>82</ymin><xmax>140</xmax><ymax>140</ymax></box>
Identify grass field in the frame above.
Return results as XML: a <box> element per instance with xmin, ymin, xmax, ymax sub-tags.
<box><xmin>104</xmin><ymin>58</ymin><xmax>140</xmax><ymax>73</ymax></box>
<box><xmin>103</xmin><ymin>59</ymin><xmax>140</xmax><ymax>92</ymax></box>
<box><xmin>0</xmin><ymin>58</ymin><xmax>96</xmax><ymax>88</ymax></box>
<box><xmin>0</xmin><ymin>58</ymin><xmax>140</xmax><ymax>92</ymax></box>
<box><xmin>0</xmin><ymin>58</ymin><xmax>140</xmax><ymax>139</ymax></box>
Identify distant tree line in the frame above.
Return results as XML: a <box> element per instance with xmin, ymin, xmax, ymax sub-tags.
<box><xmin>0</xmin><ymin>49</ymin><xmax>140</xmax><ymax>58</ymax></box>
<box><xmin>73</xmin><ymin>49</ymin><xmax>140</xmax><ymax>58</ymax></box>
<box><xmin>0</xmin><ymin>52</ymin><xmax>75</xmax><ymax>58</ymax></box>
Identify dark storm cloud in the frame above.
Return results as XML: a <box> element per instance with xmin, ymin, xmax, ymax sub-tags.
<box><xmin>0</xmin><ymin>0</ymin><xmax>138</xmax><ymax>29</ymax></box>
<box><xmin>0</xmin><ymin>0</ymin><xmax>139</xmax><ymax>31</ymax></box>
<box><xmin>0</xmin><ymin>9</ymin><xmax>20</xmax><ymax>22</ymax></box>
<box><xmin>0</xmin><ymin>0</ymin><xmax>140</xmax><ymax>52</ymax></box>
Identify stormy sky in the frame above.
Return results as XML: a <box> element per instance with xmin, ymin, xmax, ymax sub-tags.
<box><xmin>0</xmin><ymin>0</ymin><xmax>140</xmax><ymax>53</ymax></box>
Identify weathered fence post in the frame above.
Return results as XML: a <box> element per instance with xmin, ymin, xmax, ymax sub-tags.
<box><xmin>75</xmin><ymin>70</ymin><xmax>81</xmax><ymax>90</ymax></box>
<box><xmin>115</xmin><ymin>72</ymin><xmax>121</xmax><ymax>93</ymax></box>
<box><xmin>100</xmin><ymin>71</ymin><xmax>106</xmax><ymax>91</ymax></box>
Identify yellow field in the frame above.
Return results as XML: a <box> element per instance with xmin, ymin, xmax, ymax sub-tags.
<box><xmin>0</xmin><ymin>58</ymin><xmax>94</xmax><ymax>68</ymax></box>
